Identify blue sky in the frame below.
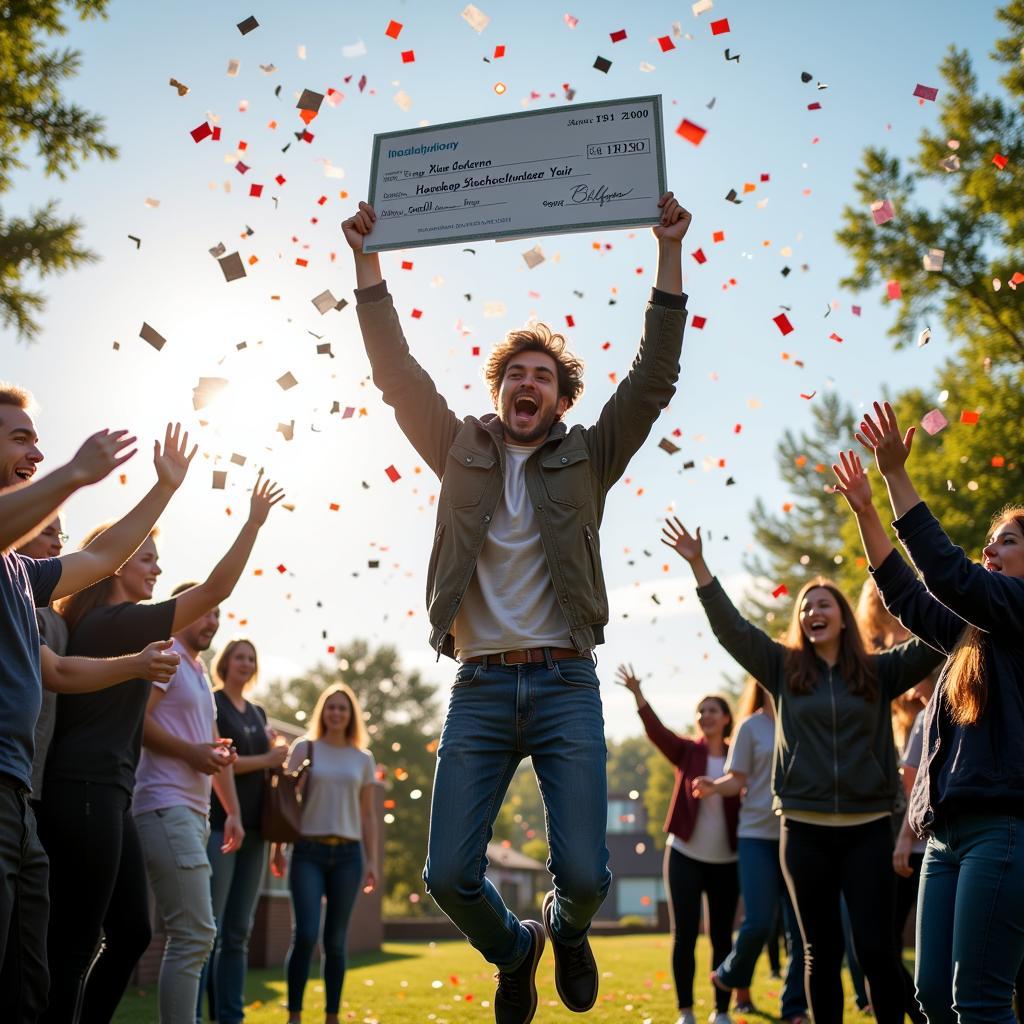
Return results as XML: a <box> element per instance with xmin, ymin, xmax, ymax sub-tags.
<box><xmin>2</xmin><ymin>0</ymin><xmax>1008</xmax><ymax>737</ymax></box>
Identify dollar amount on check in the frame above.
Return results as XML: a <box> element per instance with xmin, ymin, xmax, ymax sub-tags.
<box><xmin>363</xmin><ymin>95</ymin><xmax>666</xmax><ymax>253</ymax></box>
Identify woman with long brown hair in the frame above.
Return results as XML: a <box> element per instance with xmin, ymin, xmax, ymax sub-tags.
<box><xmin>663</xmin><ymin>516</ymin><xmax>941</xmax><ymax>1024</ymax></box>
<box><xmin>835</xmin><ymin>399</ymin><xmax>1024</xmax><ymax>1024</ymax></box>
<box><xmin>273</xmin><ymin>683</ymin><xmax>379</xmax><ymax>1024</ymax></box>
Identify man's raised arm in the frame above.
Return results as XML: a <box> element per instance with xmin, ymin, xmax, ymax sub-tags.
<box><xmin>343</xmin><ymin>202</ymin><xmax>460</xmax><ymax>478</ymax></box>
<box><xmin>586</xmin><ymin>192</ymin><xmax>692</xmax><ymax>488</ymax></box>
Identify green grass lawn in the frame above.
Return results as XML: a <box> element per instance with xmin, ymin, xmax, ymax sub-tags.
<box><xmin>114</xmin><ymin>935</ymin><xmax>887</xmax><ymax>1023</ymax></box>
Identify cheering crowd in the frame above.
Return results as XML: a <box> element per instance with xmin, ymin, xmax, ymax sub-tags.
<box><xmin>1</xmin><ymin>190</ymin><xmax>1021</xmax><ymax>1024</ymax></box>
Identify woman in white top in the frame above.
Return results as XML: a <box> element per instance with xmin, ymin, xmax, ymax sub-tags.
<box><xmin>271</xmin><ymin>684</ymin><xmax>379</xmax><ymax>1024</ymax></box>
<box><xmin>619</xmin><ymin>666</ymin><xmax>740</xmax><ymax>1024</ymax></box>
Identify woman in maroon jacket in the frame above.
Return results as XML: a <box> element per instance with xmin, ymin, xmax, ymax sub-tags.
<box><xmin>618</xmin><ymin>665</ymin><xmax>740</xmax><ymax>1024</ymax></box>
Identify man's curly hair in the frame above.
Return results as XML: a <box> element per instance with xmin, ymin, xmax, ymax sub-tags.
<box><xmin>483</xmin><ymin>323</ymin><xmax>585</xmax><ymax>409</ymax></box>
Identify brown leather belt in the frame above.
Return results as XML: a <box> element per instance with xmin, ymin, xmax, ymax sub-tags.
<box><xmin>461</xmin><ymin>647</ymin><xmax>586</xmax><ymax>666</ymax></box>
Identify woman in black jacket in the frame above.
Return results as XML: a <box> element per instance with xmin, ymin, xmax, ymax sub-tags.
<box><xmin>662</xmin><ymin>516</ymin><xmax>940</xmax><ymax>1024</ymax></box>
<box><xmin>835</xmin><ymin>400</ymin><xmax>1024</xmax><ymax>1024</ymax></box>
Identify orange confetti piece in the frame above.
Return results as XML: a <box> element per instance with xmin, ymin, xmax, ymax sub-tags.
<box><xmin>992</xmin><ymin>455</ymin><xmax>1005</xmax><ymax>467</ymax></box>
<box><xmin>993</xmin><ymin>153</ymin><xmax>1008</xmax><ymax>170</ymax></box>
<box><xmin>712</xmin><ymin>230</ymin><xmax>725</xmax><ymax>243</ymax></box>
<box><xmin>676</xmin><ymin>119</ymin><xmax>707</xmax><ymax>146</ymax></box>
<box><xmin>960</xmin><ymin>410</ymin><xmax>980</xmax><ymax>424</ymax></box>
<box><xmin>385</xmin><ymin>19</ymin><xmax>403</xmax><ymax>38</ymax></box>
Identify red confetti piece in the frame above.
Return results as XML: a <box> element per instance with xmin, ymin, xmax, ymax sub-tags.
<box><xmin>301</xmin><ymin>130</ymin><xmax>314</xmax><ymax>143</ymax></box>
<box><xmin>807</xmin><ymin>102</ymin><xmax>822</xmax><ymax>110</ymax></box>
<box><xmin>800</xmin><ymin>391</ymin><xmax>817</xmax><ymax>400</ymax></box>
<box><xmin>411</xmin><ymin>308</ymin><xmax>423</xmax><ymax>319</ymax></box>
<box><xmin>401</xmin><ymin>260</ymin><xmax>414</xmax><ymax>270</ymax></box>
<box><xmin>676</xmin><ymin>118</ymin><xmax>707</xmax><ymax>145</ymax></box>
<box><xmin>565</xmin><ymin>314</ymin><xmax>575</xmax><ymax>327</ymax></box>
<box><xmin>691</xmin><ymin>248</ymin><xmax>707</xmax><ymax>264</ymax></box>
<box><xmin>691</xmin><ymin>315</ymin><xmax>707</xmax><ymax>329</ymax></box>
<box><xmin>401</xmin><ymin>49</ymin><xmax>415</xmax><ymax>63</ymax></box>
<box><xmin>190</xmin><ymin>122</ymin><xmax>212</xmax><ymax>143</ymax></box>
<box><xmin>235</xmin><ymin>161</ymin><xmax>249</xmax><ymax>174</ymax></box>
<box><xmin>211</xmin><ymin>126</ymin><xmax>222</xmax><ymax>141</ymax></box>
<box><xmin>385</xmin><ymin>19</ymin><xmax>403</xmax><ymax>38</ymax></box>
<box><xmin>601</xmin><ymin>341</ymin><xmax>611</xmax><ymax>350</ymax></box>
<box><xmin>773</xmin><ymin>583</ymin><xmax>788</xmax><ymax>598</ymax></box>
<box><xmin>852</xmin><ymin>305</ymin><xmax>862</xmax><ymax>316</ymax></box>
<box><xmin>887</xmin><ymin>280</ymin><xmax>902</xmax><ymax>300</ymax></box>
<box><xmin>993</xmin><ymin>153</ymin><xmax>1008</xmax><ymax>170</ymax></box>
<box><xmin>992</xmin><ymin>455</ymin><xmax>1006</xmax><ymax>467</ymax></box>
<box><xmin>471</xmin><ymin>345</ymin><xmax>480</xmax><ymax>356</ymax></box>
<box><xmin>829</xmin><ymin>332</ymin><xmax>843</xmax><ymax>343</ymax></box>
<box><xmin>275</xmin><ymin>174</ymin><xmax>286</xmax><ymax>185</ymax></box>
<box><xmin>658</xmin><ymin>35</ymin><xmax>675</xmax><ymax>52</ymax></box>
<box><xmin>238</xmin><ymin>140</ymin><xmax>248</xmax><ymax>151</ymax></box>
<box><xmin>276</xmin><ymin>564</ymin><xmax>287</xmax><ymax>574</ymax></box>
<box><xmin>734</xmin><ymin>423</ymin><xmax>742</xmax><ymax>433</ymax></box>
<box><xmin>385</xmin><ymin>465</ymin><xmax>401</xmax><ymax>482</ymax></box>
<box><xmin>295</xmin><ymin>258</ymin><xmax>309</xmax><ymax>267</ymax></box>
<box><xmin>712</xmin><ymin>230</ymin><xmax>725</xmax><ymax>243</ymax></box>
<box><xmin>960</xmin><ymin>410</ymin><xmax>980</xmax><ymax>425</ymax></box>
<box><xmin>760</xmin><ymin>172</ymin><xmax>770</xmax><ymax>182</ymax></box>
<box><xmin>610</xmin><ymin>28</ymin><xmax>627</xmax><ymax>42</ymax></box>
<box><xmin>317</xmin><ymin>195</ymin><xmax>328</xmax><ymax>205</ymax></box>
<box><xmin>913</xmin><ymin>83</ymin><xmax>938</xmax><ymax>101</ymax></box>
<box><xmin>249</xmin><ymin>183</ymin><xmax>263</xmax><ymax>197</ymax></box>
<box><xmin>710</xmin><ymin>17</ymin><xmax>730</xmax><ymax>34</ymax></box>
<box><xmin>329</xmin><ymin>502</ymin><xmax>340</xmax><ymax>511</ymax></box>
<box><xmin>773</xmin><ymin>313</ymin><xmax>794</xmax><ymax>335</ymax></box>
<box><xmin>494</xmin><ymin>44</ymin><xmax>506</xmax><ymax>58</ymax></box>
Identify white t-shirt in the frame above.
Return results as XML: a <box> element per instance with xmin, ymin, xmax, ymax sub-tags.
<box><xmin>454</xmin><ymin>443</ymin><xmax>572</xmax><ymax>657</ymax></box>
<box><xmin>726</xmin><ymin>712</ymin><xmax>779</xmax><ymax>841</ymax></box>
<box><xmin>669</xmin><ymin>754</ymin><xmax>737</xmax><ymax>864</ymax></box>
<box><xmin>289</xmin><ymin>739</ymin><xmax>376</xmax><ymax>840</ymax></box>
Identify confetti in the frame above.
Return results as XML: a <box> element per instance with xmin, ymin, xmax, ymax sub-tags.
<box><xmin>190</xmin><ymin>122</ymin><xmax>212</xmax><ymax>143</ymax></box>
<box><xmin>887</xmin><ymin>280</ymin><xmax>902</xmax><ymax>300</ymax></box>
<box><xmin>212</xmin><ymin>470</ymin><xmax>227</xmax><ymax>490</ymax></box>
<box><xmin>921</xmin><ymin>409</ymin><xmax>948</xmax><ymax>435</ymax></box>
<box><xmin>659</xmin><ymin>438</ymin><xmax>680</xmax><ymax>454</ymax></box>
<box><xmin>773</xmin><ymin>313</ymin><xmax>794</xmax><ymax>336</ymax></box>
<box><xmin>401</xmin><ymin>49</ymin><xmax>416</xmax><ymax>63</ymax></box>
<box><xmin>277</xmin><ymin>372</ymin><xmax>298</xmax><ymax>391</ymax></box>
<box><xmin>139</xmin><ymin>322</ymin><xmax>167</xmax><ymax>351</ymax></box>
<box><xmin>462</xmin><ymin>4</ymin><xmax>491</xmax><ymax>33</ymax></box>
<box><xmin>226</xmin><ymin>58</ymin><xmax>241</xmax><ymax>77</ymax></box>
<box><xmin>676</xmin><ymin>118</ymin><xmax>707</xmax><ymax>145</ymax></box>
<box><xmin>691</xmin><ymin>247</ymin><xmax>707</xmax><ymax>264</ymax></box>
<box><xmin>522</xmin><ymin>244</ymin><xmax>545</xmax><ymax>269</ymax></box>
<box><xmin>724</xmin><ymin>48</ymin><xmax>740</xmax><ymax>62</ymax></box>
<box><xmin>312</xmin><ymin>288</ymin><xmax>342</xmax><ymax>313</ymax></box>
<box><xmin>610</xmin><ymin>28</ymin><xmax>627</xmax><ymax>43</ymax></box>
<box><xmin>658</xmin><ymin>36</ymin><xmax>675</xmax><ymax>52</ymax></box>
<box><xmin>710</xmin><ymin>17</ymin><xmax>730</xmax><ymax>34</ymax></box>
<box><xmin>917</xmin><ymin>327</ymin><xmax>932</xmax><ymax>347</ymax></box>
<box><xmin>385</xmin><ymin>19</ymin><xmax>403</xmax><ymax>39</ymax></box>
<box><xmin>772</xmin><ymin>584</ymin><xmax>788</xmax><ymax>598</ymax></box>
<box><xmin>992</xmin><ymin>152</ymin><xmax>1008</xmax><ymax>170</ymax></box>
<box><xmin>385</xmin><ymin>464</ymin><xmax>401</xmax><ymax>482</ymax></box>
<box><xmin>564</xmin><ymin>13</ymin><xmax>579</xmax><ymax>29</ymax></box>
<box><xmin>593</xmin><ymin>55</ymin><xmax>612</xmax><ymax>73</ymax></box>
<box><xmin>960</xmin><ymin>410</ymin><xmax>980</xmax><ymax>425</ymax></box>
<box><xmin>169</xmin><ymin>77</ymin><xmax>189</xmax><ymax>96</ymax></box>
<box><xmin>236</xmin><ymin>15</ymin><xmax>259</xmax><ymax>35</ymax></box>
<box><xmin>923</xmin><ymin>248</ymin><xmax>945</xmax><ymax>272</ymax></box>
<box><xmin>913</xmin><ymin>83</ymin><xmax>938</xmax><ymax>101</ymax></box>
<box><xmin>871</xmin><ymin>199</ymin><xmax>895</xmax><ymax>225</ymax></box>
<box><xmin>218</xmin><ymin>252</ymin><xmax>246</xmax><ymax>282</ymax></box>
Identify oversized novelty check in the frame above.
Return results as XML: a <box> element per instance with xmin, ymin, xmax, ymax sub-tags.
<box><xmin>363</xmin><ymin>95</ymin><xmax>666</xmax><ymax>253</ymax></box>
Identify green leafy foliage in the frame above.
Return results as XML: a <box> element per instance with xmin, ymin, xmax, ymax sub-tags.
<box><xmin>0</xmin><ymin>0</ymin><xmax>117</xmax><ymax>340</ymax></box>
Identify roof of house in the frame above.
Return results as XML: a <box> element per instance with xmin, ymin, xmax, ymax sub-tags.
<box><xmin>486</xmin><ymin>842</ymin><xmax>547</xmax><ymax>871</ymax></box>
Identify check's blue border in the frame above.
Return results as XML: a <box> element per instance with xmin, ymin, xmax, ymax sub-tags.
<box><xmin>363</xmin><ymin>95</ymin><xmax>665</xmax><ymax>253</ymax></box>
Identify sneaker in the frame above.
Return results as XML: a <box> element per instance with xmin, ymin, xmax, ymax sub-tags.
<box><xmin>709</xmin><ymin>1013</ymin><xmax>733</xmax><ymax>1024</ymax></box>
<box><xmin>675</xmin><ymin>1014</ymin><xmax>697</xmax><ymax>1024</ymax></box>
<box><xmin>542</xmin><ymin>890</ymin><xmax>598</xmax><ymax>1012</ymax></box>
<box><xmin>493</xmin><ymin>920</ymin><xmax>545</xmax><ymax>1024</ymax></box>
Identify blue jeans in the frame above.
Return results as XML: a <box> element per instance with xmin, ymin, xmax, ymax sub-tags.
<box><xmin>196</xmin><ymin>830</ymin><xmax>268</xmax><ymax>1024</ymax></box>
<box><xmin>423</xmin><ymin>658</ymin><xmax>611</xmax><ymax>970</ymax></box>
<box><xmin>915</xmin><ymin>814</ymin><xmax>1024</xmax><ymax>1024</ymax></box>
<box><xmin>286</xmin><ymin>839</ymin><xmax>364</xmax><ymax>1014</ymax></box>
<box><xmin>715</xmin><ymin>837</ymin><xmax>806</xmax><ymax>1017</ymax></box>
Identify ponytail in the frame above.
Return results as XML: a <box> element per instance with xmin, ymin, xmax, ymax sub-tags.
<box><xmin>944</xmin><ymin>626</ymin><xmax>987</xmax><ymax>726</ymax></box>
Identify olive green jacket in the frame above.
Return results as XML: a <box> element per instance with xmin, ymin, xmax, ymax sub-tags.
<box><xmin>354</xmin><ymin>281</ymin><xmax>687</xmax><ymax>659</ymax></box>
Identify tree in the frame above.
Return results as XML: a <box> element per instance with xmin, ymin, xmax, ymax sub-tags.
<box><xmin>834</xmin><ymin>0</ymin><xmax>1024</xmax><ymax>555</ymax></box>
<box><xmin>260</xmin><ymin>641</ymin><xmax>442</xmax><ymax>915</ymax></box>
<box><xmin>1</xmin><ymin>0</ymin><xmax>117</xmax><ymax>340</ymax></box>
<box><xmin>743</xmin><ymin>392</ymin><xmax>860</xmax><ymax>624</ymax></box>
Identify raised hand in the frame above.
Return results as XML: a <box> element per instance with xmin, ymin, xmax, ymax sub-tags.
<box><xmin>651</xmin><ymin>191</ymin><xmax>692</xmax><ymax>243</ymax></box>
<box><xmin>661</xmin><ymin>517</ymin><xmax>702</xmax><ymax>563</ymax></box>
<box><xmin>247</xmin><ymin>470</ymin><xmax>285</xmax><ymax>526</ymax></box>
<box><xmin>832</xmin><ymin>450</ymin><xmax>873</xmax><ymax>514</ymax></box>
<box><xmin>614</xmin><ymin>663</ymin><xmax>642</xmax><ymax>693</ymax></box>
<box><xmin>342</xmin><ymin>201</ymin><xmax>376</xmax><ymax>252</ymax></box>
<box><xmin>153</xmin><ymin>422</ymin><xmax>197</xmax><ymax>491</ymax></box>
<box><xmin>70</xmin><ymin>429</ymin><xmax>137</xmax><ymax>486</ymax></box>
<box><xmin>136</xmin><ymin>639</ymin><xmax>180</xmax><ymax>683</ymax></box>
<box><xmin>856</xmin><ymin>401</ymin><xmax>915</xmax><ymax>477</ymax></box>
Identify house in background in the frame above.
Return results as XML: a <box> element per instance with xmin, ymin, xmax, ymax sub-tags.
<box><xmin>486</xmin><ymin>842</ymin><xmax>548</xmax><ymax>918</ymax></box>
<box><xmin>597</xmin><ymin>790</ymin><xmax>665</xmax><ymax>924</ymax></box>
